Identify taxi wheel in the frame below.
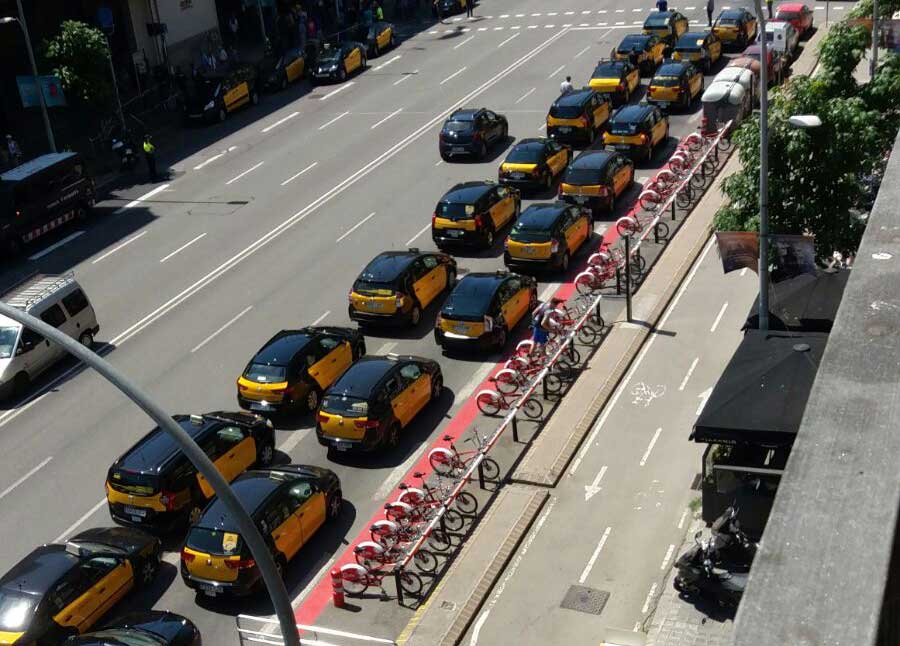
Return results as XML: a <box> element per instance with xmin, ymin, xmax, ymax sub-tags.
<box><xmin>78</xmin><ymin>331</ymin><xmax>94</xmax><ymax>349</ymax></box>
<box><xmin>218</xmin><ymin>108</ymin><xmax>227</xmax><ymax>122</ymax></box>
<box><xmin>484</xmin><ymin>228</ymin><xmax>495</xmax><ymax>249</ymax></box>
<box><xmin>494</xmin><ymin>327</ymin><xmax>507</xmax><ymax>350</ymax></box>
<box><xmin>338</xmin><ymin>68</ymin><xmax>347</xmax><ymax>82</ymax></box>
<box><xmin>477</xmin><ymin>142</ymin><xmax>487</xmax><ymax>160</ymax></box>
<box><xmin>390</xmin><ymin>34</ymin><xmax>397</xmax><ymax>48</ymax></box>
<box><xmin>140</xmin><ymin>552</ymin><xmax>161</xmax><ymax>586</ymax></box>
<box><xmin>305</xmin><ymin>386</ymin><xmax>322</xmax><ymax>412</ymax></box>
<box><xmin>446</xmin><ymin>268</ymin><xmax>457</xmax><ymax>289</ymax></box>
<box><xmin>251</xmin><ymin>90</ymin><xmax>260</xmax><ymax>105</ymax></box>
<box><xmin>431</xmin><ymin>374</ymin><xmax>444</xmax><ymax>399</ymax></box>
<box><xmin>327</xmin><ymin>489</ymin><xmax>344</xmax><ymax>519</ymax></box>
<box><xmin>543</xmin><ymin>171</ymin><xmax>553</xmax><ymax>190</ymax></box>
<box><xmin>259</xmin><ymin>441</ymin><xmax>276</xmax><ymax>466</ymax></box>
<box><xmin>280</xmin><ymin>76</ymin><xmax>288</xmax><ymax>91</ymax></box>
<box><xmin>374</xmin><ymin>43</ymin><xmax>380</xmax><ymax>57</ymax></box>
<box><xmin>410</xmin><ymin>304</ymin><xmax>422</xmax><ymax>326</ymax></box>
<box><xmin>560</xmin><ymin>252</ymin><xmax>570</xmax><ymax>272</ymax></box>
<box><xmin>387</xmin><ymin>423</ymin><xmax>402</xmax><ymax>448</ymax></box>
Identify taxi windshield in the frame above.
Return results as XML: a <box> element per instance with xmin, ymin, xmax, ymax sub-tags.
<box><xmin>437</xmin><ymin>202</ymin><xmax>476</xmax><ymax>220</ymax></box>
<box><xmin>506</xmin><ymin>148</ymin><xmax>543</xmax><ymax>163</ymax></box>
<box><xmin>186</xmin><ymin>528</ymin><xmax>244</xmax><ymax>556</ymax></box>
<box><xmin>322</xmin><ymin>394</ymin><xmax>369</xmax><ymax>417</ymax></box>
<box><xmin>549</xmin><ymin>105</ymin><xmax>583</xmax><ymax>119</ymax></box>
<box><xmin>245</xmin><ymin>363</ymin><xmax>287</xmax><ymax>383</ymax></box>
<box><xmin>0</xmin><ymin>590</ymin><xmax>37</xmax><ymax>632</ymax></box>
<box><xmin>0</xmin><ymin>326</ymin><xmax>18</xmax><ymax>359</ymax></box>
<box><xmin>319</xmin><ymin>50</ymin><xmax>342</xmax><ymax>63</ymax></box>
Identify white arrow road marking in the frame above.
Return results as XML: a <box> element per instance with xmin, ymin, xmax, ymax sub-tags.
<box><xmin>578</xmin><ymin>526</ymin><xmax>611</xmax><ymax>583</ymax></box>
<box><xmin>584</xmin><ymin>465</ymin><xmax>608</xmax><ymax>501</ymax></box>
<box><xmin>696</xmin><ymin>387</ymin><xmax>712</xmax><ymax>415</ymax></box>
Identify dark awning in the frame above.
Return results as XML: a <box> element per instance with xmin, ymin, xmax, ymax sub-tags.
<box><xmin>744</xmin><ymin>268</ymin><xmax>849</xmax><ymax>333</ymax></box>
<box><xmin>690</xmin><ymin>331</ymin><xmax>828</xmax><ymax>447</ymax></box>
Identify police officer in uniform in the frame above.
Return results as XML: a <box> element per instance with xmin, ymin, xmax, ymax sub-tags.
<box><xmin>143</xmin><ymin>134</ymin><xmax>158</xmax><ymax>182</ymax></box>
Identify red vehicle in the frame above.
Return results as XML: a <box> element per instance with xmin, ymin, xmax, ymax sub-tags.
<box><xmin>773</xmin><ymin>3</ymin><xmax>814</xmax><ymax>38</ymax></box>
<box><xmin>742</xmin><ymin>44</ymin><xmax>784</xmax><ymax>84</ymax></box>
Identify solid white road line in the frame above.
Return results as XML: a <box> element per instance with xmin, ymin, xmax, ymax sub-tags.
<box><xmin>678</xmin><ymin>357</ymin><xmax>699</xmax><ymax>391</ymax></box>
<box><xmin>547</xmin><ymin>64</ymin><xmax>565</xmax><ymax>79</ymax></box>
<box><xmin>440</xmin><ymin>66</ymin><xmax>468</xmax><ymax>84</ymax></box>
<box><xmin>642</xmin><ymin>583</ymin><xmax>658</xmax><ymax>614</ymax></box>
<box><xmin>660</xmin><ymin>544</ymin><xmax>676</xmax><ymax>570</ymax></box>
<box><xmin>191</xmin><ymin>306</ymin><xmax>253</xmax><ymax>353</ymax></box>
<box><xmin>578</xmin><ymin>526</ymin><xmax>611</xmax><ymax>583</ymax></box>
<box><xmin>116</xmin><ymin>184</ymin><xmax>170</xmax><ymax>213</ymax></box>
<box><xmin>319</xmin><ymin>82</ymin><xmax>354</xmax><ymax>100</ymax></box>
<box><xmin>454</xmin><ymin>35</ymin><xmax>475</xmax><ymax>49</ymax></box>
<box><xmin>373</xmin><ymin>54</ymin><xmax>401</xmax><ymax>70</ymax></box>
<box><xmin>371</xmin><ymin>109</ymin><xmax>403</xmax><ymax>129</ymax></box>
<box><xmin>225</xmin><ymin>161</ymin><xmax>264</xmax><ymax>185</ymax></box>
<box><xmin>573</xmin><ymin>45</ymin><xmax>591</xmax><ymax>58</ymax></box>
<box><xmin>261</xmin><ymin>111</ymin><xmax>299</xmax><ymax>133</ymax></box>
<box><xmin>497</xmin><ymin>33</ymin><xmax>520</xmax><ymax>48</ymax></box>
<box><xmin>710</xmin><ymin>301</ymin><xmax>728</xmax><ymax>332</ymax></box>
<box><xmin>0</xmin><ymin>457</ymin><xmax>52</xmax><ymax>501</ymax></box>
<box><xmin>539</xmin><ymin>282</ymin><xmax>560</xmax><ymax>301</ymax></box>
<box><xmin>372</xmin><ymin>443</ymin><xmax>428</xmax><ymax>501</ymax></box>
<box><xmin>469</xmin><ymin>500</ymin><xmax>556</xmax><ymax>646</ymax></box>
<box><xmin>456</xmin><ymin>361</ymin><xmax>497</xmax><ymax>403</ymax></box>
<box><xmin>515</xmin><ymin>87</ymin><xmax>536</xmax><ymax>103</ymax></box>
<box><xmin>678</xmin><ymin>508</ymin><xmax>688</xmax><ymax>529</ymax></box>
<box><xmin>91</xmin><ymin>231</ymin><xmax>147</xmax><ymax>265</ymax></box>
<box><xmin>0</xmin><ymin>28</ymin><xmax>572</xmax><ymax>433</ymax></box>
<box><xmin>193</xmin><ymin>153</ymin><xmax>224</xmax><ymax>170</ymax></box>
<box><xmin>311</xmin><ymin>310</ymin><xmax>331</xmax><ymax>326</ymax></box>
<box><xmin>160</xmin><ymin>232</ymin><xmax>207</xmax><ymax>263</ymax></box>
<box><xmin>434</xmin><ymin>160</ymin><xmax>444</xmax><ymax>166</ymax></box>
<box><xmin>336</xmin><ymin>211</ymin><xmax>375</xmax><ymax>242</ymax></box>
<box><xmin>27</xmin><ymin>231</ymin><xmax>85</xmax><ymax>260</ymax></box>
<box><xmin>318</xmin><ymin>111</ymin><xmax>349</xmax><ymax>130</ymax></box>
<box><xmin>281</xmin><ymin>161</ymin><xmax>318</xmax><ymax>186</ymax></box>
<box><xmin>55</xmin><ymin>498</ymin><xmax>106</xmax><ymax>543</ymax></box>
<box><xmin>393</xmin><ymin>71</ymin><xmax>417</xmax><ymax>86</ymax></box>
<box><xmin>406</xmin><ymin>222</ymin><xmax>431</xmax><ymax>246</ymax></box>
<box><xmin>292</xmin><ymin>557</ymin><xmax>339</xmax><ymax>608</ymax></box>
<box><xmin>376</xmin><ymin>341</ymin><xmax>398</xmax><ymax>354</ymax></box>
<box><xmin>569</xmin><ymin>238</ymin><xmax>716</xmax><ymax>475</ymax></box>
<box><xmin>278</xmin><ymin>427</ymin><xmax>313</xmax><ymax>454</ymax></box>
<box><xmin>639</xmin><ymin>427</ymin><xmax>662</xmax><ymax>466</ymax></box>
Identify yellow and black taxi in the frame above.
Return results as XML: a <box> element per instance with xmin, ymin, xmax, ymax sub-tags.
<box><xmin>713</xmin><ymin>8</ymin><xmax>758</xmax><ymax>48</ymax></box>
<box><xmin>603</xmin><ymin>104</ymin><xmax>669</xmax><ymax>162</ymax></box>
<box><xmin>181</xmin><ymin>465</ymin><xmax>341</xmax><ymax>597</ymax></box>
<box><xmin>546</xmin><ymin>88</ymin><xmax>611</xmax><ymax>146</ymax></box>
<box><xmin>349</xmin><ymin>250</ymin><xmax>456</xmax><ymax>326</ymax></box>
<box><xmin>559</xmin><ymin>150</ymin><xmax>635</xmax><ymax>215</ymax></box>
<box><xmin>106</xmin><ymin>412</ymin><xmax>275</xmax><ymax>532</ymax></box>
<box><xmin>439</xmin><ymin>108</ymin><xmax>509</xmax><ymax>161</ymax></box>
<box><xmin>673</xmin><ymin>30</ymin><xmax>723</xmax><ymax>73</ymax></box>
<box><xmin>64</xmin><ymin>611</ymin><xmax>201</xmax><ymax>646</ymax></box>
<box><xmin>310</xmin><ymin>42</ymin><xmax>366</xmax><ymax>83</ymax></box>
<box><xmin>237</xmin><ymin>326</ymin><xmax>366</xmax><ymax>414</ymax></box>
<box><xmin>0</xmin><ymin>527</ymin><xmax>161</xmax><ymax>644</ymax></box>
<box><xmin>432</xmin><ymin>181</ymin><xmax>520</xmax><ymax>249</ymax></box>
<box><xmin>647</xmin><ymin>60</ymin><xmax>705</xmax><ymax>110</ymax></box>
<box><xmin>367</xmin><ymin>21</ymin><xmax>397</xmax><ymax>56</ymax></box>
<box><xmin>183</xmin><ymin>64</ymin><xmax>259</xmax><ymax>124</ymax></box>
<box><xmin>614</xmin><ymin>33</ymin><xmax>667</xmax><ymax>75</ymax></box>
<box><xmin>435</xmin><ymin>272</ymin><xmax>537</xmax><ymax>351</ymax></box>
<box><xmin>503</xmin><ymin>202</ymin><xmax>592</xmax><ymax>272</ymax></box>
<box><xmin>259</xmin><ymin>47</ymin><xmax>305</xmax><ymax>92</ymax></box>
<box><xmin>642</xmin><ymin>10</ymin><xmax>690</xmax><ymax>51</ymax></box>
<box><xmin>588</xmin><ymin>60</ymin><xmax>641</xmax><ymax>106</ymax></box>
<box><xmin>316</xmin><ymin>355</ymin><xmax>443</xmax><ymax>451</ymax></box>
<box><xmin>499</xmin><ymin>138</ymin><xmax>572</xmax><ymax>192</ymax></box>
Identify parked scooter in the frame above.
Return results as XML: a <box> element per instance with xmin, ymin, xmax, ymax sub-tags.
<box><xmin>673</xmin><ymin>539</ymin><xmax>748</xmax><ymax>608</ymax></box>
<box><xmin>708</xmin><ymin>506</ymin><xmax>757</xmax><ymax>571</ymax></box>
<box><xmin>111</xmin><ymin>137</ymin><xmax>137</xmax><ymax>171</ymax></box>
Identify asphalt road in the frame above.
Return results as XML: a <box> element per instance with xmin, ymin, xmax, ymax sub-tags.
<box><xmin>0</xmin><ymin>0</ymin><xmax>839</xmax><ymax>642</ymax></box>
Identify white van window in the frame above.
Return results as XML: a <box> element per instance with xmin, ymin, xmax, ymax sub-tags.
<box><xmin>0</xmin><ymin>327</ymin><xmax>17</xmax><ymax>359</ymax></box>
<box><xmin>62</xmin><ymin>290</ymin><xmax>89</xmax><ymax>317</ymax></box>
<box><xmin>39</xmin><ymin>304</ymin><xmax>67</xmax><ymax>328</ymax></box>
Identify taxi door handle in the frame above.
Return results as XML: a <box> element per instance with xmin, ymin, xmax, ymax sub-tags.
<box><xmin>227</xmin><ymin>452</ymin><xmax>236</xmax><ymax>458</ymax></box>
<box><xmin>274</xmin><ymin>533</ymin><xmax>282</xmax><ymax>539</ymax></box>
<box><xmin>64</xmin><ymin>614</ymin><xmax>73</xmax><ymax>622</ymax></box>
<box><xmin>97</xmin><ymin>587</ymin><xmax>106</xmax><ymax>593</ymax></box>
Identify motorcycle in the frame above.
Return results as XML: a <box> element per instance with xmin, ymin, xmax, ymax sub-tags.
<box><xmin>673</xmin><ymin>544</ymin><xmax>748</xmax><ymax>608</ymax></box>
<box><xmin>111</xmin><ymin>138</ymin><xmax>137</xmax><ymax>171</ymax></box>
<box><xmin>708</xmin><ymin>507</ymin><xmax>757</xmax><ymax>571</ymax></box>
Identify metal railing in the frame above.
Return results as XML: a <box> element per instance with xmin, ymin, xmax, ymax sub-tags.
<box><xmin>236</xmin><ymin>615</ymin><xmax>397</xmax><ymax>646</ymax></box>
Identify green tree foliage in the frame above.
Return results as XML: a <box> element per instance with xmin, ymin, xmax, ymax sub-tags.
<box><xmin>848</xmin><ymin>0</ymin><xmax>900</xmax><ymax>20</ymax></box>
<box><xmin>44</xmin><ymin>21</ymin><xmax>112</xmax><ymax>110</ymax></box>
<box><xmin>816</xmin><ymin>23</ymin><xmax>869</xmax><ymax>96</ymax></box>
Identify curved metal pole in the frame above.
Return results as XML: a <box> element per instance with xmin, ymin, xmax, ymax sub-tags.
<box><xmin>0</xmin><ymin>302</ymin><xmax>300</xmax><ymax>646</ymax></box>
<box><xmin>752</xmin><ymin>0</ymin><xmax>770</xmax><ymax>331</ymax></box>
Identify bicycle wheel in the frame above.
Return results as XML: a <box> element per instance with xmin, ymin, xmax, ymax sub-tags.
<box><xmin>690</xmin><ymin>171</ymin><xmax>706</xmax><ymax>190</ymax></box>
<box><xmin>676</xmin><ymin>187</ymin><xmax>693</xmax><ymax>209</ymax></box>
<box><xmin>575</xmin><ymin>271</ymin><xmax>598</xmax><ymax>295</ymax></box>
<box><xmin>399</xmin><ymin>570</ymin><xmax>424</xmax><ymax>597</ymax></box>
<box><xmin>703</xmin><ymin>157</ymin><xmax>717</xmax><ymax>175</ymax></box>
<box><xmin>717</xmin><ymin>136</ymin><xmax>732</xmax><ymax>152</ymax></box>
<box><xmin>479</xmin><ymin>456</ymin><xmax>501</xmax><ymax>480</ymax></box>
<box><xmin>522</xmin><ymin>397</ymin><xmax>544</xmax><ymax>419</ymax></box>
<box><xmin>341</xmin><ymin>569</ymin><xmax>369</xmax><ymax>595</ymax></box>
<box><xmin>454</xmin><ymin>490</ymin><xmax>478</xmax><ymax>515</ymax></box>
<box><xmin>577</xmin><ymin>324</ymin><xmax>598</xmax><ymax>345</ymax></box>
<box><xmin>589</xmin><ymin>311</ymin><xmax>606</xmax><ymax>330</ymax></box>
<box><xmin>633</xmin><ymin>253</ymin><xmax>647</xmax><ymax>276</ymax></box>
<box><xmin>544</xmin><ymin>371</ymin><xmax>563</xmax><ymax>394</ymax></box>
<box><xmin>493</xmin><ymin>369</ymin><xmax>522</xmax><ymax>395</ymax></box>
<box><xmin>557</xmin><ymin>345</ymin><xmax>582</xmax><ymax>367</ymax></box>
<box><xmin>638</xmin><ymin>191</ymin><xmax>662</xmax><ymax>212</ymax></box>
<box><xmin>429</xmin><ymin>529</ymin><xmax>452</xmax><ymax>552</ymax></box>
<box><xmin>442</xmin><ymin>508</ymin><xmax>465</xmax><ymax>532</ymax></box>
<box><xmin>476</xmin><ymin>391</ymin><xmax>502</xmax><ymax>416</ymax></box>
<box><xmin>655</xmin><ymin>221</ymin><xmax>670</xmax><ymax>240</ymax></box>
<box><xmin>429</xmin><ymin>448</ymin><xmax>458</xmax><ymax>476</ymax></box>
<box><xmin>413</xmin><ymin>549</ymin><xmax>438</xmax><ymax>573</ymax></box>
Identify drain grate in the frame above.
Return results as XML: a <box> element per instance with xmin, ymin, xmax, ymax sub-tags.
<box><xmin>560</xmin><ymin>585</ymin><xmax>609</xmax><ymax>615</ymax></box>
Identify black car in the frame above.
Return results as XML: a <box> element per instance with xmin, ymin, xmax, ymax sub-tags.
<box><xmin>258</xmin><ymin>47</ymin><xmax>306</xmax><ymax>91</ymax></box>
<box><xmin>498</xmin><ymin>138</ymin><xmax>572</xmax><ymax>191</ymax></box>
<box><xmin>64</xmin><ymin>611</ymin><xmax>201</xmax><ymax>645</ymax></box>
<box><xmin>181</xmin><ymin>466</ymin><xmax>342</xmax><ymax>597</ymax></box>
<box><xmin>432</xmin><ymin>181</ymin><xmax>520</xmax><ymax>249</ymax></box>
<box><xmin>310</xmin><ymin>42</ymin><xmax>366</xmax><ymax>83</ymax></box>
<box><xmin>434</xmin><ymin>0</ymin><xmax>469</xmax><ymax>16</ymax></box>
<box><xmin>439</xmin><ymin>108</ymin><xmax>509</xmax><ymax>161</ymax></box>
<box><xmin>0</xmin><ymin>527</ymin><xmax>161</xmax><ymax>644</ymax></box>
<box><xmin>183</xmin><ymin>65</ymin><xmax>259</xmax><ymax>123</ymax></box>
<box><xmin>367</xmin><ymin>21</ymin><xmax>397</xmax><ymax>56</ymax></box>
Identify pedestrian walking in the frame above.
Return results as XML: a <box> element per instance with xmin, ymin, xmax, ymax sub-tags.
<box><xmin>5</xmin><ymin>135</ymin><xmax>22</xmax><ymax>168</ymax></box>
<box><xmin>466</xmin><ymin>0</ymin><xmax>473</xmax><ymax>18</ymax></box>
<box><xmin>706</xmin><ymin>0</ymin><xmax>714</xmax><ymax>26</ymax></box>
<box><xmin>375</xmin><ymin>1</ymin><xmax>384</xmax><ymax>20</ymax></box>
<box><xmin>530</xmin><ymin>297</ymin><xmax>564</xmax><ymax>356</ymax></box>
<box><xmin>434</xmin><ymin>0</ymin><xmax>445</xmax><ymax>23</ymax></box>
<box><xmin>766</xmin><ymin>0</ymin><xmax>773</xmax><ymax>18</ymax></box>
<box><xmin>142</xmin><ymin>134</ymin><xmax>158</xmax><ymax>182</ymax></box>
<box><xmin>559</xmin><ymin>75</ymin><xmax>574</xmax><ymax>94</ymax></box>
<box><xmin>656</xmin><ymin>0</ymin><xmax>668</xmax><ymax>12</ymax></box>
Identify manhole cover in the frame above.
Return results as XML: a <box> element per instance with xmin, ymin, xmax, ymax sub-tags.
<box><xmin>560</xmin><ymin>585</ymin><xmax>609</xmax><ymax>615</ymax></box>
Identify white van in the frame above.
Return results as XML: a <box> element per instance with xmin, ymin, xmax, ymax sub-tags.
<box><xmin>0</xmin><ymin>273</ymin><xmax>99</xmax><ymax>399</ymax></box>
<box><xmin>756</xmin><ymin>22</ymin><xmax>799</xmax><ymax>60</ymax></box>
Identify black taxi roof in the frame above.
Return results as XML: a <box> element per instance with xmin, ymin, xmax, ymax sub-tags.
<box><xmin>644</xmin><ymin>10</ymin><xmax>679</xmax><ymax>25</ymax></box>
<box><xmin>198</xmin><ymin>473</ymin><xmax>284</xmax><ymax>528</ymax></box>
<box><xmin>570</xmin><ymin>149</ymin><xmax>617</xmax><ymax>170</ymax></box>
<box><xmin>656</xmin><ymin>61</ymin><xmax>692</xmax><ymax>76</ymax></box>
<box><xmin>515</xmin><ymin>203</ymin><xmax>569</xmax><ymax>230</ymax></box>
<box><xmin>619</xmin><ymin>33</ymin><xmax>654</xmax><ymax>48</ymax></box>
<box><xmin>253</xmin><ymin>331</ymin><xmax>313</xmax><ymax>366</ymax></box>
<box><xmin>0</xmin><ymin>545</ymin><xmax>79</xmax><ymax>596</ymax></box>
<box><xmin>328</xmin><ymin>355</ymin><xmax>400</xmax><ymax>399</ymax></box>
<box><xmin>719</xmin><ymin>8</ymin><xmax>749</xmax><ymax>18</ymax></box>
<box><xmin>553</xmin><ymin>87</ymin><xmax>595</xmax><ymax>106</ymax></box>
<box><xmin>448</xmin><ymin>108</ymin><xmax>480</xmax><ymax>121</ymax></box>
<box><xmin>510</xmin><ymin>138</ymin><xmax>548</xmax><ymax>152</ymax></box>
<box><xmin>441</xmin><ymin>181</ymin><xmax>495</xmax><ymax>204</ymax></box>
<box><xmin>677</xmin><ymin>31</ymin><xmax>711</xmax><ymax>45</ymax></box>
<box><xmin>359</xmin><ymin>251</ymin><xmax>420</xmax><ymax>283</ymax></box>
<box><xmin>592</xmin><ymin>60</ymin><xmax>630</xmax><ymax>77</ymax></box>
<box><xmin>115</xmin><ymin>415</ymin><xmax>227</xmax><ymax>473</ymax></box>
<box><xmin>610</xmin><ymin>104</ymin><xmax>655</xmax><ymax>123</ymax></box>
<box><xmin>441</xmin><ymin>273</ymin><xmax>508</xmax><ymax>317</ymax></box>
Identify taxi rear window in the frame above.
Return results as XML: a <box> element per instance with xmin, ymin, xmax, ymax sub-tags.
<box><xmin>609</xmin><ymin>121</ymin><xmax>642</xmax><ymax>135</ymax></box>
<box><xmin>437</xmin><ymin>202</ymin><xmax>475</xmax><ymax>220</ymax></box>
<box><xmin>245</xmin><ymin>363</ymin><xmax>287</xmax><ymax>383</ymax></box>
<box><xmin>109</xmin><ymin>470</ymin><xmax>160</xmax><ymax>495</ymax></box>
<box><xmin>510</xmin><ymin>221</ymin><xmax>552</xmax><ymax>243</ymax></box>
<box><xmin>186</xmin><ymin>528</ymin><xmax>244</xmax><ymax>556</ymax></box>
<box><xmin>718</xmin><ymin>17</ymin><xmax>740</xmax><ymax>24</ymax></box>
<box><xmin>353</xmin><ymin>278</ymin><xmax>397</xmax><ymax>294</ymax></box>
<box><xmin>564</xmin><ymin>168</ymin><xmax>604</xmax><ymax>185</ymax></box>
<box><xmin>550</xmin><ymin>105</ymin><xmax>583</xmax><ymax>119</ymax></box>
<box><xmin>506</xmin><ymin>148</ymin><xmax>543</xmax><ymax>163</ymax></box>
<box><xmin>322</xmin><ymin>394</ymin><xmax>369</xmax><ymax>417</ymax></box>
<box><xmin>445</xmin><ymin>121</ymin><xmax>474</xmax><ymax>132</ymax></box>
<box><xmin>653</xmin><ymin>75</ymin><xmax>681</xmax><ymax>86</ymax></box>
<box><xmin>443</xmin><ymin>282</ymin><xmax>495</xmax><ymax>318</ymax></box>
<box><xmin>676</xmin><ymin>36</ymin><xmax>703</xmax><ymax>50</ymax></box>
<box><xmin>592</xmin><ymin>63</ymin><xmax>621</xmax><ymax>78</ymax></box>
<box><xmin>644</xmin><ymin>15</ymin><xmax>670</xmax><ymax>27</ymax></box>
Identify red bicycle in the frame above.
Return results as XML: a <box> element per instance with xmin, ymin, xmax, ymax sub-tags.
<box><xmin>353</xmin><ymin>540</ymin><xmax>438</xmax><ymax>573</ymax></box>
<box><xmin>398</xmin><ymin>471</ymin><xmax>479</xmax><ymax>516</ymax></box>
<box><xmin>616</xmin><ymin>213</ymin><xmax>670</xmax><ymax>240</ymax></box>
<box><xmin>476</xmin><ymin>387</ymin><xmax>544</xmax><ymax>418</ymax></box>
<box><xmin>384</xmin><ymin>499</ymin><xmax>465</xmax><ymax>531</ymax></box>
<box><xmin>428</xmin><ymin>433</ymin><xmax>502</xmax><ymax>479</ymax></box>
<box><xmin>370</xmin><ymin>518</ymin><xmax>452</xmax><ymax>552</ymax></box>
<box><xmin>339</xmin><ymin>562</ymin><xmax>423</xmax><ymax>597</ymax></box>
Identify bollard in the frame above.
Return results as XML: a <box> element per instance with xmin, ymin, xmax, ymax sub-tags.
<box><xmin>512</xmin><ymin>414</ymin><xmax>520</xmax><ymax>442</ymax></box>
<box><xmin>671</xmin><ymin>197</ymin><xmax>677</xmax><ymax>220</ymax></box>
<box><xmin>395</xmin><ymin>569</ymin><xmax>405</xmax><ymax>606</ymax></box>
<box><xmin>625</xmin><ymin>235</ymin><xmax>633</xmax><ymax>322</ymax></box>
<box><xmin>616</xmin><ymin>266</ymin><xmax>622</xmax><ymax>295</ymax></box>
<box><xmin>654</xmin><ymin>222</ymin><xmax>661</xmax><ymax>245</ymax></box>
<box><xmin>331</xmin><ymin>568</ymin><xmax>345</xmax><ymax>608</ymax></box>
<box><xmin>477</xmin><ymin>459</ymin><xmax>486</xmax><ymax>489</ymax></box>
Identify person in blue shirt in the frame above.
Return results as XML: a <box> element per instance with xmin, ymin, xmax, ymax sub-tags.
<box><xmin>656</xmin><ymin>0</ymin><xmax>668</xmax><ymax>12</ymax></box>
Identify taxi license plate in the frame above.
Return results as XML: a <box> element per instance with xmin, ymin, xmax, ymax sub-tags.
<box><xmin>199</xmin><ymin>584</ymin><xmax>219</xmax><ymax>596</ymax></box>
<box><xmin>452</xmin><ymin>146</ymin><xmax>466</xmax><ymax>153</ymax></box>
<box><xmin>615</xmin><ymin>144</ymin><xmax>631</xmax><ymax>150</ymax></box>
<box><xmin>558</xmin><ymin>127</ymin><xmax>572</xmax><ymax>133</ymax></box>
<box><xmin>368</xmin><ymin>300</ymin><xmax>384</xmax><ymax>310</ymax></box>
<box><xmin>124</xmin><ymin>506</ymin><xmax>147</xmax><ymax>518</ymax></box>
<box><xmin>523</xmin><ymin>246</ymin><xmax>536</xmax><ymax>254</ymax></box>
<box><xmin>574</xmin><ymin>196</ymin><xmax>588</xmax><ymax>204</ymax></box>
<box><xmin>453</xmin><ymin>323</ymin><xmax>469</xmax><ymax>334</ymax></box>
<box><xmin>511</xmin><ymin>172</ymin><xmax>525</xmax><ymax>179</ymax></box>
<box><xmin>333</xmin><ymin>441</ymin><xmax>350</xmax><ymax>451</ymax></box>
<box><xmin>446</xmin><ymin>229</ymin><xmax>463</xmax><ymax>237</ymax></box>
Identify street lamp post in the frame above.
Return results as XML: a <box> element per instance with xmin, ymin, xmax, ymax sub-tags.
<box><xmin>752</xmin><ymin>0</ymin><xmax>770</xmax><ymax>331</ymax></box>
<box><xmin>1</xmin><ymin>1</ymin><xmax>57</xmax><ymax>153</ymax></box>
<box><xmin>871</xmin><ymin>0</ymin><xmax>879</xmax><ymax>78</ymax></box>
